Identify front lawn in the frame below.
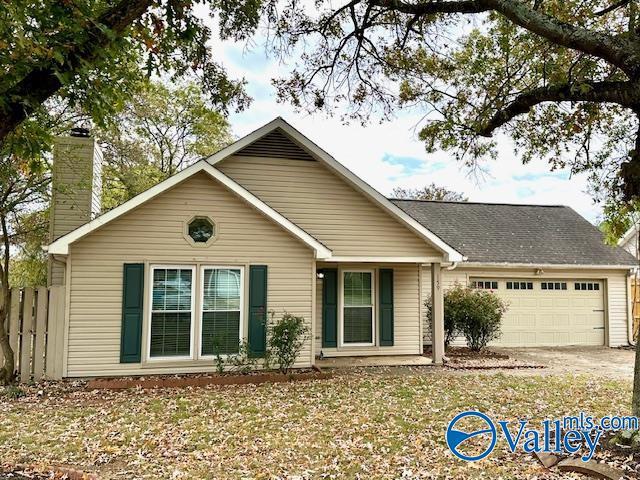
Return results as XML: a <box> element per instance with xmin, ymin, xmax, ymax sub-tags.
<box><xmin>0</xmin><ymin>369</ymin><xmax>633</xmax><ymax>479</ymax></box>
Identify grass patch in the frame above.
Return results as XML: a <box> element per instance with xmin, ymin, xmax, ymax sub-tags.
<box><xmin>0</xmin><ymin>369</ymin><xmax>633</xmax><ymax>479</ymax></box>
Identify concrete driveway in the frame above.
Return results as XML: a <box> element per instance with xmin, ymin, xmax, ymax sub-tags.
<box><xmin>493</xmin><ymin>346</ymin><xmax>635</xmax><ymax>379</ymax></box>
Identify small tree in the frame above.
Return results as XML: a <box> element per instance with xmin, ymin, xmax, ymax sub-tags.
<box><xmin>268</xmin><ymin>311</ymin><xmax>308</xmax><ymax>374</ymax></box>
<box><xmin>392</xmin><ymin>184</ymin><xmax>468</xmax><ymax>202</ymax></box>
<box><xmin>455</xmin><ymin>286</ymin><xmax>508</xmax><ymax>352</ymax></box>
<box><xmin>424</xmin><ymin>291</ymin><xmax>460</xmax><ymax>348</ymax></box>
<box><xmin>426</xmin><ymin>284</ymin><xmax>508</xmax><ymax>352</ymax></box>
<box><xmin>99</xmin><ymin>81</ymin><xmax>233</xmax><ymax>210</ymax></box>
<box><xmin>0</xmin><ymin>110</ymin><xmax>65</xmax><ymax>384</ymax></box>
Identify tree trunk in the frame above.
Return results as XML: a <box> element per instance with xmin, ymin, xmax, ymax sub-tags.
<box><xmin>0</xmin><ymin>213</ymin><xmax>14</xmax><ymax>385</ymax></box>
<box><xmin>0</xmin><ymin>290</ymin><xmax>14</xmax><ymax>385</ymax></box>
<box><xmin>0</xmin><ymin>336</ymin><xmax>14</xmax><ymax>385</ymax></box>
<box><xmin>634</xmin><ymin>222</ymin><xmax>640</xmax><ymax>416</ymax></box>
<box><xmin>634</xmin><ymin>338</ymin><xmax>640</xmax><ymax>416</ymax></box>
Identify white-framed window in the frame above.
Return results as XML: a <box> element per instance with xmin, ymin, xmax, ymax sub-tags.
<box><xmin>148</xmin><ymin>265</ymin><xmax>195</xmax><ymax>360</ymax></box>
<box><xmin>575</xmin><ymin>282</ymin><xmax>600</xmax><ymax>291</ymax></box>
<box><xmin>471</xmin><ymin>280</ymin><xmax>498</xmax><ymax>290</ymax></box>
<box><xmin>541</xmin><ymin>281</ymin><xmax>567</xmax><ymax>291</ymax></box>
<box><xmin>200</xmin><ymin>266</ymin><xmax>243</xmax><ymax>357</ymax></box>
<box><xmin>506</xmin><ymin>280</ymin><xmax>533</xmax><ymax>290</ymax></box>
<box><xmin>341</xmin><ymin>270</ymin><xmax>375</xmax><ymax>346</ymax></box>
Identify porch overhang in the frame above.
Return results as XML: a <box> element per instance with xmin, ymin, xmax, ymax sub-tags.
<box><xmin>321</xmin><ymin>256</ymin><xmax>448</xmax><ymax>263</ymax></box>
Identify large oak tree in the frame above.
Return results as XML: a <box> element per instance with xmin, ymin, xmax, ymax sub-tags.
<box><xmin>0</xmin><ymin>0</ymin><xmax>260</xmax><ymax>145</ymax></box>
<box><xmin>264</xmin><ymin>0</ymin><xmax>640</xmax><ymax>414</ymax></box>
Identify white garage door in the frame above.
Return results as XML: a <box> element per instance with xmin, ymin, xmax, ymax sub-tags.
<box><xmin>470</xmin><ymin>278</ymin><xmax>605</xmax><ymax>346</ymax></box>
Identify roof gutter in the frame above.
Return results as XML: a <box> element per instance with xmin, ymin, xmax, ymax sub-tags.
<box><xmin>460</xmin><ymin>262</ymin><xmax>637</xmax><ymax>270</ymax></box>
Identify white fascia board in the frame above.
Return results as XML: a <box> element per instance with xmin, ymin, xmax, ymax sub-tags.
<box><xmin>618</xmin><ymin>224</ymin><xmax>638</xmax><ymax>246</ymax></box>
<box><xmin>461</xmin><ymin>261</ymin><xmax>636</xmax><ymax>270</ymax></box>
<box><xmin>207</xmin><ymin>117</ymin><xmax>464</xmax><ymax>262</ymax></box>
<box><xmin>324</xmin><ymin>256</ymin><xmax>445</xmax><ymax>263</ymax></box>
<box><xmin>48</xmin><ymin>161</ymin><xmax>332</xmax><ymax>259</ymax></box>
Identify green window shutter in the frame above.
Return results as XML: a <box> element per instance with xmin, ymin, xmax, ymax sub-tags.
<box><xmin>120</xmin><ymin>263</ymin><xmax>144</xmax><ymax>363</ymax></box>
<box><xmin>322</xmin><ymin>268</ymin><xmax>338</xmax><ymax>348</ymax></box>
<box><xmin>248</xmin><ymin>265</ymin><xmax>268</xmax><ymax>357</ymax></box>
<box><xmin>379</xmin><ymin>268</ymin><xmax>394</xmax><ymax>346</ymax></box>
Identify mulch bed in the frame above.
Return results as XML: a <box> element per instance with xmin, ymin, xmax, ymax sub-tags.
<box><xmin>447</xmin><ymin>346</ymin><xmax>511</xmax><ymax>360</ymax></box>
<box><xmin>424</xmin><ymin>346</ymin><xmax>545</xmax><ymax>370</ymax></box>
<box><xmin>87</xmin><ymin>370</ymin><xmax>333</xmax><ymax>390</ymax></box>
<box><xmin>423</xmin><ymin>345</ymin><xmax>509</xmax><ymax>359</ymax></box>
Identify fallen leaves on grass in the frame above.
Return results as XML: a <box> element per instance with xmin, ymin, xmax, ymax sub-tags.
<box><xmin>0</xmin><ymin>369</ymin><xmax>634</xmax><ymax>479</ymax></box>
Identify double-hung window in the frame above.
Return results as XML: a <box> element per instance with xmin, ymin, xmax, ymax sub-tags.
<box><xmin>342</xmin><ymin>271</ymin><xmax>374</xmax><ymax>346</ymax></box>
<box><xmin>148</xmin><ymin>265</ymin><xmax>243</xmax><ymax>361</ymax></box>
<box><xmin>201</xmin><ymin>267</ymin><xmax>243</xmax><ymax>356</ymax></box>
<box><xmin>149</xmin><ymin>266</ymin><xmax>194</xmax><ymax>359</ymax></box>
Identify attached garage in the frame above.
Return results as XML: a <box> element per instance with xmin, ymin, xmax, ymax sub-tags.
<box><xmin>393</xmin><ymin>199</ymin><xmax>637</xmax><ymax>348</ymax></box>
<box><xmin>470</xmin><ymin>278</ymin><xmax>605</xmax><ymax>346</ymax></box>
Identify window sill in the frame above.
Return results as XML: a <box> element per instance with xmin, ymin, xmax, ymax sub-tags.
<box><xmin>142</xmin><ymin>358</ymin><xmax>219</xmax><ymax>369</ymax></box>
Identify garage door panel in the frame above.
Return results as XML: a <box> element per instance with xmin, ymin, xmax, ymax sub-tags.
<box><xmin>553</xmin><ymin>298</ymin><xmax>571</xmax><ymax>308</ymax></box>
<box><xmin>513</xmin><ymin>314</ymin><xmax>534</xmax><ymax>327</ymax></box>
<box><xmin>538</xmin><ymin>298</ymin><xmax>554</xmax><ymax>307</ymax></box>
<box><xmin>472</xmin><ymin>277</ymin><xmax>605</xmax><ymax>347</ymax></box>
<box><xmin>500</xmin><ymin>332</ymin><xmax>523</xmax><ymax>344</ymax></box>
<box><xmin>519</xmin><ymin>298</ymin><xmax>538</xmax><ymax>308</ymax></box>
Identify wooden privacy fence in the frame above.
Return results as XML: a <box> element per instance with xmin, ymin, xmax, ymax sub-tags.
<box><xmin>1</xmin><ymin>286</ymin><xmax>65</xmax><ymax>383</ymax></box>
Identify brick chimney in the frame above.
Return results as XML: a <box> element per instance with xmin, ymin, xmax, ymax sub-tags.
<box><xmin>48</xmin><ymin>129</ymin><xmax>103</xmax><ymax>285</ymax></box>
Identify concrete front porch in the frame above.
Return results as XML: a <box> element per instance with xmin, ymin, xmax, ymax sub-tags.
<box><xmin>315</xmin><ymin>355</ymin><xmax>432</xmax><ymax>369</ymax></box>
<box><xmin>313</xmin><ymin>261</ymin><xmax>446</xmax><ymax>365</ymax></box>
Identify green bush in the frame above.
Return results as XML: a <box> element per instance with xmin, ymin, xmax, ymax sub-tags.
<box><xmin>425</xmin><ymin>291</ymin><xmax>459</xmax><ymax>347</ymax></box>
<box><xmin>1</xmin><ymin>385</ymin><xmax>25</xmax><ymax>399</ymax></box>
<box><xmin>426</xmin><ymin>283</ymin><xmax>508</xmax><ymax>351</ymax></box>
<box><xmin>213</xmin><ymin>340</ymin><xmax>257</xmax><ymax>374</ymax></box>
<box><xmin>268</xmin><ymin>311</ymin><xmax>308</xmax><ymax>374</ymax></box>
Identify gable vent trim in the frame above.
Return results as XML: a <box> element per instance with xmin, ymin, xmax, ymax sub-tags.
<box><xmin>235</xmin><ymin>128</ymin><xmax>315</xmax><ymax>161</ymax></box>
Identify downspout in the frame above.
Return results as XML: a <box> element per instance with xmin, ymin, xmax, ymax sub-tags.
<box><xmin>446</xmin><ymin>262</ymin><xmax>459</xmax><ymax>271</ymax></box>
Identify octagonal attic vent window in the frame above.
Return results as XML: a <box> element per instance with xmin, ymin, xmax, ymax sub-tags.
<box><xmin>187</xmin><ymin>217</ymin><xmax>215</xmax><ymax>244</ymax></box>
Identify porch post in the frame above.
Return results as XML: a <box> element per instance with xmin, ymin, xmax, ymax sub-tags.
<box><xmin>430</xmin><ymin>262</ymin><xmax>445</xmax><ymax>365</ymax></box>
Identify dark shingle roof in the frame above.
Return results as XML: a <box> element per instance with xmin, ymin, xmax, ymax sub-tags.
<box><xmin>391</xmin><ymin>199</ymin><xmax>637</xmax><ymax>266</ymax></box>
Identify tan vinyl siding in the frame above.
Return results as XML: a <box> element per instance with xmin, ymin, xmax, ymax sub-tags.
<box><xmin>607</xmin><ymin>274</ymin><xmax>630</xmax><ymax>346</ymax></box>
<box><xmin>421</xmin><ymin>266</ymin><xmax>631</xmax><ymax>347</ymax></box>
<box><xmin>66</xmin><ymin>172</ymin><xmax>314</xmax><ymax>377</ymax></box>
<box><xmin>315</xmin><ymin>263</ymin><xmax>422</xmax><ymax>357</ymax></box>
<box><xmin>217</xmin><ymin>156</ymin><xmax>439</xmax><ymax>258</ymax></box>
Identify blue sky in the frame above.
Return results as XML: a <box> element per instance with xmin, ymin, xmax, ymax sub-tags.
<box><xmin>214</xmin><ymin>34</ymin><xmax>602</xmax><ymax>224</ymax></box>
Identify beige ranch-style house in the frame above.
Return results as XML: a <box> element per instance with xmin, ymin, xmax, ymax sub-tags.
<box><xmin>46</xmin><ymin>118</ymin><xmax>637</xmax><ymax>378</ymax></box>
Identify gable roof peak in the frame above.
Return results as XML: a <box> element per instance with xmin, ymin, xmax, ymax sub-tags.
<box><xmin>47</xmin><ymin>160</ymin><xmax>332</xmax><ymax>259</ymax></box>
<box><xmin>207</xmin><ymin>118</ymin><xmax>465</xmax><ymax>262</ymax></box>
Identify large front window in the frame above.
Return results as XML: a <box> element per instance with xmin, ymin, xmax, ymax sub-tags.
<box><xmin>147</xmin><ymin>265</ymin><xmax>244</xmax><ymax>361</ymax></box>
<box><xmin>150</xmin><ymin>266</ymin><xmax>194</xmax><ymax>358</ymax></box>
<box><xmin>342</xmin><ymin>271</ymin><xmax>374</xmax><ymax>345</ymax></box>
<box><xmin>201</xmin><ymin>267</ymin><xmax>242</xmax><ymax>356</ymax></box>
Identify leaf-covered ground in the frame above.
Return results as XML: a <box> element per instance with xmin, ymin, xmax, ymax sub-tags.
<box><xmin>0</xmin><ymin>368</ymin><xmax>634</xmax><ymax>479</ymax></box>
